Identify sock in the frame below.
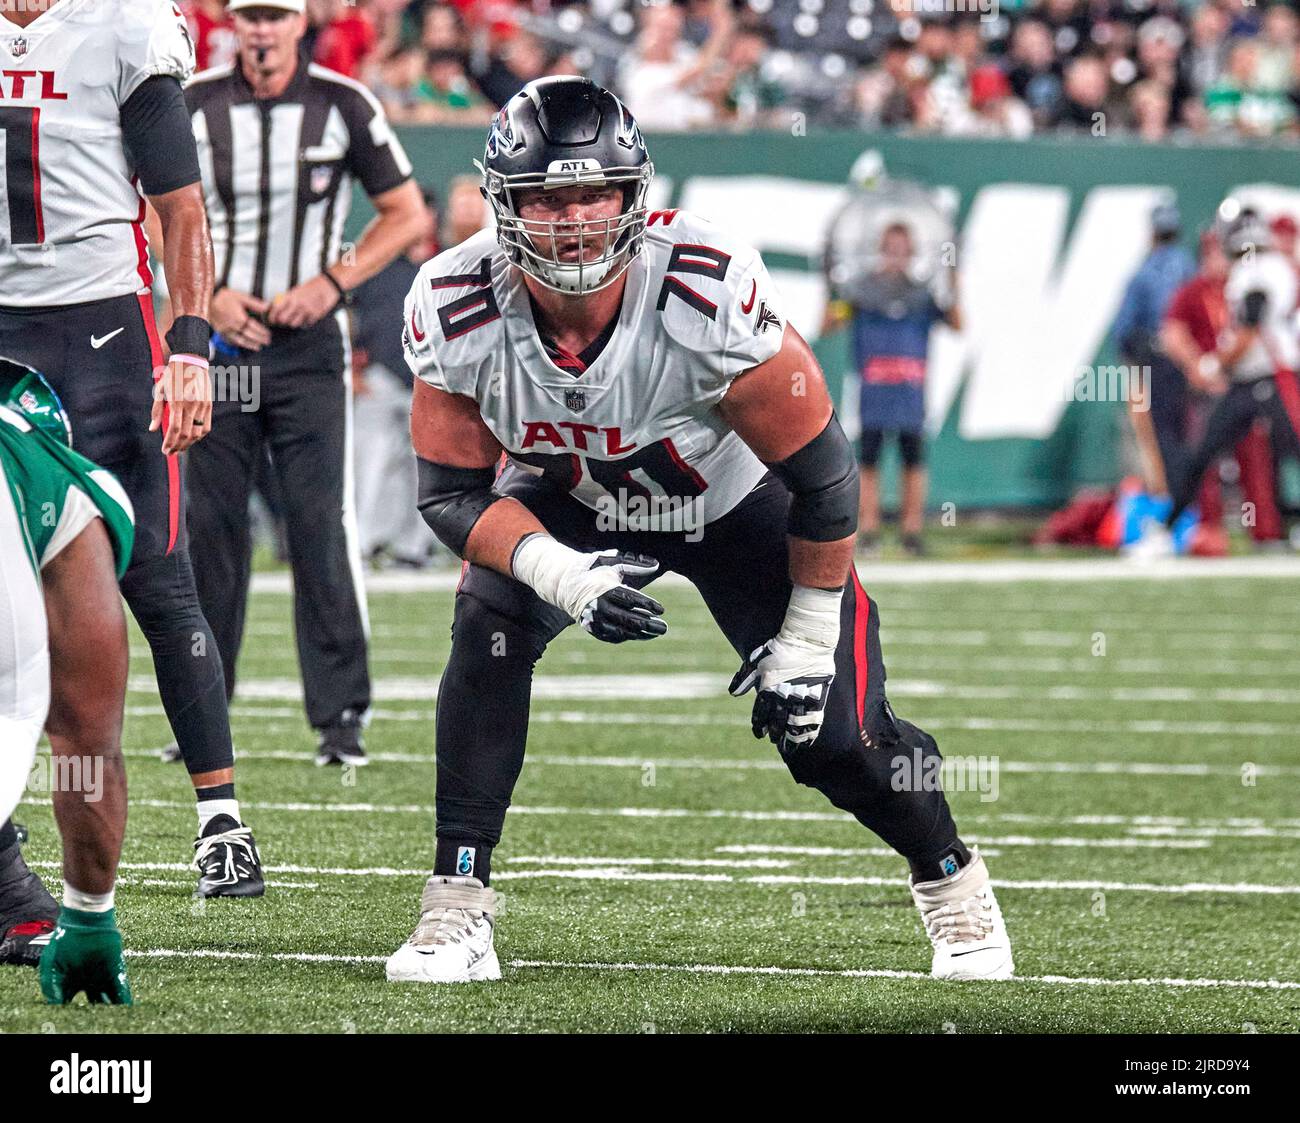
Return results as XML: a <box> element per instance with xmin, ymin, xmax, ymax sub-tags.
<box><xmin>196</xmin><ymin>783</ymin><xmax>240</xmax><ymax>833</ymax></box>
<box><xmin>909</xmin><ymin>840</ymin><xmax>972</xmax><ymax>884</ymax></box>
<box><xmin>64</xmin><ymin>884</ymin><xmax>115</xmax><ymax>913</ymax></box>
<box><xmin>435</xmin><ymin>838</ymin><xmax>491</xmax><ymax>886</ymax></box>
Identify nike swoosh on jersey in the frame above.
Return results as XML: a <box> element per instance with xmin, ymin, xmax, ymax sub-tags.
<box><xmin>410</xmin><ymin>309</ymin><xmax>426</xmax><ymax>343</ymax></box>
<box><xmin>90</xmin><ymin>328</ymin><xmax>125</xmax><ymax>349</ymax></box>
<box><xmin>740</xmin><ymin>279</ymin><xmax>757</xmax><ymax>315</ymax></box>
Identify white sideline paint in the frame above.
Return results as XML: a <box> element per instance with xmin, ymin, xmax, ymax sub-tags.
<box><xmin>246</xmin><ymin>556</ymin><xmax>1300</xmax><ymax>595</ymax></box>
<box><xmin>120</xmin><ymin>947</ymin><xmax>1300</xmax><ymax>991</ymax></box>
<box><xmin>125</xmin><ymin>672</ymin><xmax>1300</xmax><ymax>708</ymax></box>
<box><xmin>713</xmin><ymin>835</ymin><xmax>1212</xmax><ymax>852</ymax></box>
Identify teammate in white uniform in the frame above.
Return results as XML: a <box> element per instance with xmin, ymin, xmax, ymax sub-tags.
<box><xmin>0</xmin><ymin>0</ymin><xmax>266</xmax><ymax>917</ymax></box>
<box><xmin>388</xmin><ymin>78</ymin><xmax>1013</xmax><ymax>984</ymax></box>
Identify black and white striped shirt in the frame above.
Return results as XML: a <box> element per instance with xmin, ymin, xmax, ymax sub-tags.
<box><xmin>185</xmin><ymin>58</ymin><xmax>412</xmax><ymax>303</ymax></box>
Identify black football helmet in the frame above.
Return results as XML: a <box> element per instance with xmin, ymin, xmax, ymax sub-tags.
<box><xmin>477</xmin><ymin>76</ymin><xmax>653</xmax><ymax>295</ymax></box>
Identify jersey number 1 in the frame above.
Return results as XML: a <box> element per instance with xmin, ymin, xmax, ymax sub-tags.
<box><xmin>0</xmin><ymin>107</ymin><xmax>44</xmax><ymax>245</ymax></box>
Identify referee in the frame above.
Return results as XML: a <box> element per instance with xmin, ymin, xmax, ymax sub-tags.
<box><xmin>184</xmin><ymin>0</ymin><xmax>429</xmax><ymax>764</ymax></box>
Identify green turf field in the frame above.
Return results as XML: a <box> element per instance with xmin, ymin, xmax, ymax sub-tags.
<box><xmin>3</xmin><ymin>562</ymin><xmax>1299</xmax><ymax>1033</ymax></box>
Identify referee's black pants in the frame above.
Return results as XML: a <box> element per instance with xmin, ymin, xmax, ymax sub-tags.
<box><xmin>187</xmin><ymin>313</ymin><xmax>371</xmax><ymax>732</ymax></box>
<box><xmin>1167</xmin><ymin>372</ymin><xmax>1300</xmax><ymax>527</ymax></box>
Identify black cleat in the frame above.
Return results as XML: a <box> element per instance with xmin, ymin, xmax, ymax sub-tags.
<box><xmin>0</xmin><ymin>838</ymin><xmax>59</xmax><ymax>967</ymax></box>
<box><xmin>315</xmin><ymin>723</ymin><xmax>368</xmax><ymax>767</ymax></box>
<box><xmin>194</xmin><ymin>815</ymin><xmax>265</xmax><ymax>898</ymax></box>
<box><xmin>901</xmin><ymin>534</ymin><xmax>927</xmax><ymax>558</ymax></box>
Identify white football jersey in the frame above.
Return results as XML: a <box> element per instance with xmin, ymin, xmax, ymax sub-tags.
<box><xmin>404</xmin><ymin>210</ymin><xmax>788</xmax><ymax>531</ymax></box>
<box><xmin>1226</xmin><ymin>250</ymin><xmax>1300</xmax><ymax>379</ymax></box>
<box><xmin>0</xmin><ymin>0</ymin><xmax>194</xmax><ymax>307</ymax></box>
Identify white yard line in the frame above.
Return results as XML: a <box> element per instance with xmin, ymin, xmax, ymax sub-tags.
<box><xmin>247</xmin><ymin>556</ymin><xmax>1300</xmax><ymax>595</ymax></box>
<box><xmin>120</xmin><ymin>947</ymin><xmax>1300</xmax><ymax>992</ymax></box>
<box><xmin>125</xmin><ymin>704</ymin><xmax>1300</xmax><ymax>740</ymax></box>
<box><xmin>125</xmin><ymin>673</ymin><xmax>1300</xmax><ymax>707</ymax></box>
<box><xmin>98</xmin><ymin>798</ymin><xmax>1299</xmax><ymax>824</ymax></box>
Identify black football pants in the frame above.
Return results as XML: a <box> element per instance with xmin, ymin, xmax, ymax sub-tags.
<box><xmin>0</xmin><ymin>293</ymin><xmax>233</xmax><ymax>777</ymax></box>
<box><xmin>1167</xmin><ymin>373</ymin><xmax>1300</xmax><ymax>527</ymax></box>
<box><xmin>186</xmin><ymin>315</ymin><xmax>371</xmax><ymax>732</ymax></box>
<box><xmin>433</xmin><ymin>468</ymin><xmax>962</xmax><ymax>869</ymax></box>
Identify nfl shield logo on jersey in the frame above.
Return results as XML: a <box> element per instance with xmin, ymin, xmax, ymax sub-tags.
<box><xmin>564</xmin><ymin>389</ymin><xmax>587</xmax><ymax>413</ymax></box>
<box><xmin>310</xmin><ymin>165</ymin><xmax>332</xmax><ymax>194</ymax></box>
<box><xmin>9</xmin><ymin>37</ymin><xmax>28</xmax><ymax>58</ymax></box>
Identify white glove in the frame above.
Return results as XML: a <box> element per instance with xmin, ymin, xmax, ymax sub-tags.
<box><xmin>729</xmin><ymin>585</ymin><xmax>841</xmax><ymax>755</ymax></box>
<box><xmin>511</xmin><ymin>536</ymin><xmax>667</xmax><ymax>643</ymax></box>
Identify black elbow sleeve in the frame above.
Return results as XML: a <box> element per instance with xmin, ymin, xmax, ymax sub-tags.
<box><xmin>768</xmin><ymin>416</ymin><xmax>859</xmax><ymax>542</ymax></box>
<box><xmin>120</xmin><ymin>76</ymin><xmax>201</xmax><ymax>196</ymax></box>
<box><xmin>415</xmin><ymin>458</ymin><xmax>498</xmax><ymax>556</ymax></box>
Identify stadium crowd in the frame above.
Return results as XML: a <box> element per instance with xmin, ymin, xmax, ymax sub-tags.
<box><xmin>181</xmin><ymin>0</ymin><xmax>1300</xmax><ymax>140</ymax></box>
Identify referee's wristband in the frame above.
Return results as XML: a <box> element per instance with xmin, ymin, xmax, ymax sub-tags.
<box><xmin>323</xmin><ymin>269</ymin><xmax>351</xmax><ymax>306</ymax></box>
<box><xmin>165</xmin><ymin>314</ymin><xmax>212</xmax><ymax>360</ymax></box>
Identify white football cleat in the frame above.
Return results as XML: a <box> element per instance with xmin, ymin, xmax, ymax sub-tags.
<box><xmin>910</xmin><ymin>849</ymin><xmax>1014</xmax><ymax>981</ymax></box>
<box><xmin>385</xmin><ymin>874</ymin><xmax>501</xmax><ymax>984</ymax></box>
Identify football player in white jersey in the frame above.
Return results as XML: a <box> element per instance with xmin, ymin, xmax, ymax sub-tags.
<box><xmin>391</xmin><ymin>78</ymin><xmax>1013</xmax><ymax>984</ymax></box>
<box><xmin>0</xmin><ymin>0</ymin><xmax>265</xmax><ymax>964</ymax></box>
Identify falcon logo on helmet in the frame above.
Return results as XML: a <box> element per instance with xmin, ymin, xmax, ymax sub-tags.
<box><xmin>475</xmin><ymin>76</ymin><xmax>654</xmax><ymax>296</ymax></box>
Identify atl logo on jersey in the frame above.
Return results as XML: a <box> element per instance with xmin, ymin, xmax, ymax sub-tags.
<box><xmin>520</xmin><ymin>421</ymin><xmax>636</xmax><ymax>455</ymax></box>
<box><xmin>0</xmin><ymin>70</ymin><xmax>69</xmax><ymax>100</ymax></box>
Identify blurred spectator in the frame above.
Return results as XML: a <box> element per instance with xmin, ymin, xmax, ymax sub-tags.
<box><xmin>373</xmin><ymin>46</ymin><xmax>429</xmax><ymax>119</ymax></box>
<box><xmin>616</xmin><ymin>0</ymin><xmax>732</xmax><ymax>131</ymax></box>
<box><xmin>411</xmin><ymin>48</ymin><xmax>495</xmax><ymax>123</ymax></box>
<box><xmin>1006</xmin><ymin>20</ymin><xmax>1065</xmax><ymax>127</ymax></box>
<box><xmin>442</xmin><ymin>174</ymin><xmax>489</xmax><ymax>248</ymax></box>
<box><xmin>718</xmin><ymin>21</ymin><xmax>786</xmax><ymax>127</ymax></box>
<box><xmin>421</xmin><ymin>3</ymin><xmax>468</xmax><ymax>54</ymax></box>
<box><xmin>1129</xmin><ymin>78</ymin><xmax>1172</xmax><ymax>142</ymax></box>
<box><xmin>1205</xmin><ymin>37</ymin><xmax>1296</xmax><ymax>136</ymax></box>
<box><xmin>472</xmin><ymin>29</ymin><xmax>556</xmax><ymax>107</ymax></box>
<box><xmin>1057</xmin><ymin>54</ymin><xmax>1122</xmax><ymax>131</ymax></box>
<box><xmin>181</xmin><ymin>0</ymin><xmax>236</xmax><ymax>72</ymax></box>
<box><xmin>856</xmin><ymin>35</ymin><xmax>923</xmax><ymax>129</ymax></box>
<box><xmin>314</xmin><ymin>0</ymin><xmax>379</xmax><ymax>79</ymax></box>
<box><xmin>1257</xmin><ymin>3</ymin><xmax>1299</xmax><ymax>90</ymax></box>
<box><xmin>960</xmin><ymin>65</ymin><xmax>1034</xmax><ymax>138</ymax></box>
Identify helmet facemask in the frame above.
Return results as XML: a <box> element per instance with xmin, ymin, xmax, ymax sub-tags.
<box><xmin>478</xmin><ymin>160</ymin><xmax>654</xmax><ymax>295</ymax></box>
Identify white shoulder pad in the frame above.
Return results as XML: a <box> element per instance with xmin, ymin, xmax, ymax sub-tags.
<box><xmin>118</xmin><ymin>0</ymin><xmax>197</xmax><ymax>103</ymax></box>
<box><xmin>403</xmin><ymin>230</ymin><xmax>509</xmax><ymax>398</ymax></box>
<box><xmin>643</xmin><ymin>210</ymin><xmax>786</xmax><ymax>401</ymax></box>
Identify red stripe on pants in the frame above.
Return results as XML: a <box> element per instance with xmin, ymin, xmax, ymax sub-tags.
<box><xmin>138</xmin><ymin>293</ymin><xmax>179</xmax><ymax>555</ymax></box>
<box><xmin>850</xmin><ymin>568</ymin><xmax>871</xmax><ymax>725</ymax></box>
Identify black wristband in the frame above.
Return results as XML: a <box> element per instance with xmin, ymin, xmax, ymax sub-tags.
<box><xmin>323</xmin><ymin>269</ymin><xmax>350</xmax><ymax>306</ymax></box>
<box><xmin>165</xmin><ymin>314</ymin><xmax>212</xmax><ymax>359</ymax></box>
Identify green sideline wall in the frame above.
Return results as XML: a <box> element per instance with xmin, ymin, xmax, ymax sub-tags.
<box><xmin>352</xmin><ymin>127</ymin><xmax>1300</xmax><ymax>510</ymax></box>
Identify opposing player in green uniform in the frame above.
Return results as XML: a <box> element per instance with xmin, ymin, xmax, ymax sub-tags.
<box><xmin>0</xmin><ymin>357</ymin><xmax>134</xmax><ymax>1004</ymax></box>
